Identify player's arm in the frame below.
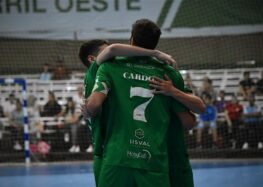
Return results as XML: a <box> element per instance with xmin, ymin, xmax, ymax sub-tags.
<box><xmin>84</xmin><ymin>92</ymin><xmax>107</xmax><ymax>118</ymax></box>
<box><xmin>151</xmin><ymin>69</ymin><xmax>199</xmax><ymax>130</ymax></box>
<box><xmin>82</xmin><ymin>64</ymin><xmax>110</xmax><ymax>118</ymax></box>
<box><xmin>177</xmin><ymin>111</ymin><xmax>197</xmax><ymax>130</ymax></box>
<box><xmin>149</xmin><ymin>74</ymin><xmax>206</xmax><ymax>114</ymax></box>
<box><xmin>96</xmin><ymin>43</ymin><xmax>176</xmax><ymax>67</ymax></box>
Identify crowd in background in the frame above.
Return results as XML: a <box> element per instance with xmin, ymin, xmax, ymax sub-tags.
<box><xmin>0</xmin><ymin>70</ymin><xmax>263</xmax><ymax>153</ymax></box>
<box><xmin>186</xmin><ymin>71</ymin><xmax>263</xmax><ymax>149</ymax></box>
<box><xmin>39</xmin><ymin>60</ymin><xmax>71</xmax><ymax>81</ymax></box>
<box><xmin>0</xmin><ymin>86</ymin><xmax>92</xmax><ymax>154</ymax></box>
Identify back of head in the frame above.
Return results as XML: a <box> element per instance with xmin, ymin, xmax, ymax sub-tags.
<box><xmin>79</xmin><ymin>39</ymin><xmax>109</xmax><ymax>68</ymax></box>
<box><xmin>131</xmin><ymin>19</ymin><xmax>161</xmax><ymax>49</ymax></box>
<box><xmin>243</xmin><ymin>71</ymin><xmax>250</xmax><ymax>78</ymax></box>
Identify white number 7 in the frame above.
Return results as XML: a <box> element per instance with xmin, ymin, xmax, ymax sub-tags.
<box><xmin>130</xmin><ymin>87</ymin><xmax>154</xmax><ymax>122</ymax></box>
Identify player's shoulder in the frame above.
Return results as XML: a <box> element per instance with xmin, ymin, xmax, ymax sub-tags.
<box><xmin>104</xmin><ymin>57</ymin><xmax>128</xmax><ymax>63</ymax></box>
<box><xmin>84</xmin><ymin>62</ymin><xmax>99</xmax><ymax>80</ymax></box>
<box><xmin>87</xmin><ymin>62</ymin><xmax>99</xmax><ymax>73</ymax></box>
<box><xmin>163</xmin><ymin>65</ymin><xmax>182</xmax><ymax>79</ymax></box>
<box><xmin>163</xmin><ymin>64</ymin><xmax>179</xmax><ymax>73</ymax></box>
<box><xmin>99</xmin><ymin>57</ymin><xmax>127</xmax><ymax>68</ymax></box>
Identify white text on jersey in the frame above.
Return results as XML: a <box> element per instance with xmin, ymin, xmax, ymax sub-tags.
<box><xmin>123</xmin><ymin>72</ymin><xmax>154</xmax><ymax>82</ymax></box>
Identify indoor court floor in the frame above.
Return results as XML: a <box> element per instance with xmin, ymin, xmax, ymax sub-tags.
<box><xmin>0</xmin><ymin>160</ymin><xmax>263</xmax><ymax>187</ymax></box>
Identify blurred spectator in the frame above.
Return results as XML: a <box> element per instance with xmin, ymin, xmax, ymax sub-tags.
<box><xmin>27</xmin><ymin>95</ymin><xmax>44</xmax><ymax>138</ymax></box>
<box><xmin>3</xmin><ymin>93</ymin><xmax>16</xmax><ymax>118</ymax></box>
<box><xmin>243</xmin><ymin>94</ymin><xmax>261</xmax><ymax>123</ymax></box>
<box><xmin>185</xmin><ymin>73</ymin><xmax>198</xmax><ymax>95</ymax></box>
<box><xmin>199</xmin><ymin>77</ymin><xmax>217</xmax><ymax>102</ymax></box>
<box><xmin>8</xmin><ymin>99</ymin><xmax>24</xmax><ymax>151</ymax></box>
<box><xmin>40</xmin><ymin>91</ymin><xmax>62</xmax><ymax>117</ymax></box>
<box><xmin>256</xmin><ymin>70</ymin><xmax>263</xmax><ymax>95</ymax></box>
<box><xmin>241</xmin><ymin>94</ymin><xmax>262</xmax><ymax>149</ymax></box>
<box><xmin>225</xmin><ymin>94</ymin><xmax>243</xmax><ymax>148</ymax></box>
<box><xmin>73</xmin><ymin>86</ymin><xmax>93</xmax><ymax>153</ymax></box>
<box><xmin>214</xmin><ymin>90</ymin><xmax>230</xmax><ymax>126</ymax></box>
<box><xmin>196</xmin><ymin>93</ymin><xmax>218</xmax><ymax>149</ymax></box>
<box><xmin>52</xmin><ymin>59</ymin><xmax>70</xmax><ymax>80</ymax></box>
<box><xmin>40</xmin><ymin>63</ymin><xmax>52</xmax><ymax>81</ymax></box>
<box><xmin>239</xmin><ymin>71</ymin><xmax>256</xmax><ymax>99</ymax></box>
<box><xmin>214</xmin><ymin>90</ymin><xmax>231</xmax><ymax>148</ymax></box>
<box><xmin>63</xmin><ymin>97</ymin><xmax>82</xmax><ymax>153</ymax></box>
<box><xmin>0</xmin><ymin>105</ymin><xmax>5</xmax><ymax>139</ymax></box>
<box><xmin>214</xmin><ymin>90</ymin><xmax>228</xmax><ymax>113</ymax></box>
<box><xmin>73</xmin><ymin>86</ymin><xmax>84</xmax><ymax>113</ymax></box>
<box><xmin>0</xmin><ymin>105</ymin><xmax>5</xmax><ymax>117</ymax></box>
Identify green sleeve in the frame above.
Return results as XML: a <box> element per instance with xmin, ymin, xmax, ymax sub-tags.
<box><xmin>84</xmin><ymin>62</ymin><xmax>99</xmax><ymax>98</ymax></box>
<box><xmin>92</xmin><ymin>63</ymin><xmax>112</xmax><ymax>94</ymax></box>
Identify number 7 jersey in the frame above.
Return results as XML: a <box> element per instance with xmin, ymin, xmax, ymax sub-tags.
<box><xmin>93</xmin><ymin>57</ymin><xmax>187</xmax><ymax>172</ymax></box>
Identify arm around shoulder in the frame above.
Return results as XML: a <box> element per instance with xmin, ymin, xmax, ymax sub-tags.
<box><xmin>96</xmin><ymin>43</ymin><xmax>176</xmax><ymax>66</ymax></box>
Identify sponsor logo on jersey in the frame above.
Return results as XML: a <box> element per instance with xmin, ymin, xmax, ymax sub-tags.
<box><xmin>129</xmin><ymin>139</ymin><xmax>150</xmax><ymax>147</ymax></box>
<box><xmin>135</xmin><ymin>128</ymin><xmax>144</xmax><ymax>139</ymax></box>
<box><xmin>127</xmin><ymin>149</ymin><xmax>152</xmax><ymax>161</ymax></box>
<box><xmin>123</xmin><ymin>72</ymin><xmax>154</xmax><ymax>81</ymax></box>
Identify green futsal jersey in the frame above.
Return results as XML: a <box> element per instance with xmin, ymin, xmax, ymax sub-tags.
<box><xmin>93</xmin><ymin>57</ymin><xmax>187</xmax><ymax>172</ymax></box>
<box><xmin>84</xmin><ymin>63</ymin><xmax>98</xmax><ymax>98</ymax></box>
<box><xmin>168</xmin><ymin>87</ymin><xmax>192</xmax><ymax>169</ymax></box>
<box><xmin>84</xmin><ymin>62</ymin><xmax>107</xmax><ymax>156</ymax></box>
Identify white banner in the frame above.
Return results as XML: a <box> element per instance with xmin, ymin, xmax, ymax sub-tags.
<box><xmin>0</xmin><ymin>0</ymin><xmax>166</xmax><ymax>39</ymax></box>
<box><xmin>1</xmin><ymin>0</ymin><xmax>262</xmax><ymax>39</ymax></box>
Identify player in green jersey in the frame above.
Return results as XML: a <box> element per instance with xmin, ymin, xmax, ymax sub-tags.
<box><xmin>96</xmin><ymin>44</ymin><xmax>205</xmax><ymax>187</ymax></box>
<box><xmin>83</xmin><ymin>19</ymin><xmax>197</xmax><ymax>187</ymax></box>
<box><xmin>79</xmin><ymin>40</ymin><xmax>178</xmax><ymax>187</ymax></box>
<box><xmin>150</xmin><ymin>76</ymin><xmax>205</xmax><ymax>187</ymax></box>
<box><xmin>78</xmin><ymin>39</ymin><xmax>109</xmax><ymax>186</ymax></box>
<box><xmin>86</xmin><ymin>57</ymin><xmax>196</xmax><ymax>187</ymax></box>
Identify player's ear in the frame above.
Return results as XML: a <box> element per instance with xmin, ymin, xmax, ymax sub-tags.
<box><xmin>87</xmin><ymin>55</ymin><xmax>96</xmax><ymax>63</ymax></box>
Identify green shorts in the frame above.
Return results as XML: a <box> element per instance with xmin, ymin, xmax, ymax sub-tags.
<box><xmin>98</xmin><ymin>164</ymin><xmax>170</xmax><ymax>187</ymax></box>
<box><xmin>93</xmin><ymin>155</ymin><xmax>103</xmax><ymax>187</ymax></box>
<box><xmin>169</xmin><ymin>167</ymin><xmax>194</xmax><ymax>187</ymax></box>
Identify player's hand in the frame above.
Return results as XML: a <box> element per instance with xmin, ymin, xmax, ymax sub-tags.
<box><xmin>149</xmin><ymin>74</ymin><xmax>177</xmax><ymax>96</ymax></box>
<box><xmin>155</xmin><ymin>50</ymin><xmax>177</xmax><ymax>69</ymax></box>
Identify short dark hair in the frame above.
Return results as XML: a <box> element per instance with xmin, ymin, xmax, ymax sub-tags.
<box><xmin>244</xmin><ymin>71</ymin><xmax>250</xmax><ymax>76</ymax></box>
<box><xmin>78</xmin><ymin>40</ymin><xmax>109</xmax><ymax>68</ymax></box>
<box><xmin>131</xmin><ymin>19</ymin><xmax>161</xmax><ymax>49</ymax></box>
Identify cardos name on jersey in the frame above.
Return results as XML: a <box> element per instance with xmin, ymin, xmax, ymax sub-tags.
<box><xmin>123</xmin><ymin>72</ymin><xmax>154</xmax><ymax>82</ymax></box>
